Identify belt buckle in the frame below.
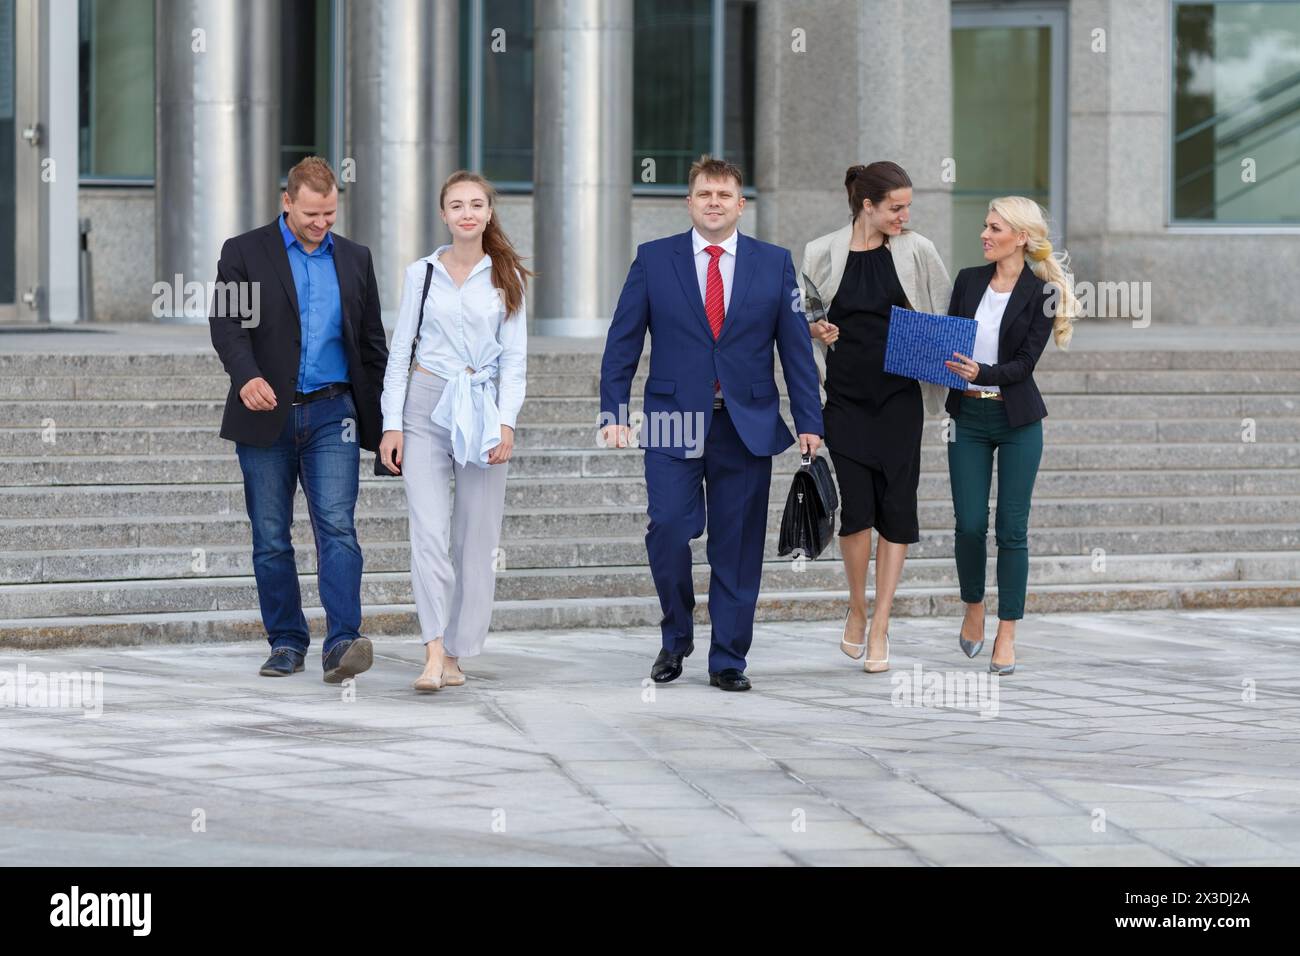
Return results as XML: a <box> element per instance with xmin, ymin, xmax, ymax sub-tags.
<box><xmin>977</xmin><ymin>390</ymin><xmax>997</xmax><ymax>399</ymax></box>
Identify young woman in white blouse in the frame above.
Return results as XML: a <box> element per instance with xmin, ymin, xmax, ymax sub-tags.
<box><xmin>943</xmin><ymin>196</ymin><xmax>1076</xmax><ymax>675</ymax></box>
<box><xmin>377</xmin><ymin>171</ymin><xmax>530</xmax><ymax>692</ymax></box>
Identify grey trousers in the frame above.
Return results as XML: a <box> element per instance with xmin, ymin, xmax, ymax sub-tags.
<box><xmin>402</xmin><ymin>369</ymin><xmax>509</xmax><ymax>657</ymax></box>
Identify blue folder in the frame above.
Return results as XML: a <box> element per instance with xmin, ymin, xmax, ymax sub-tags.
<box><xmin>884</xmin><ymin>306</ymin><xmax>978</xmax><ymax>390</ymax></box>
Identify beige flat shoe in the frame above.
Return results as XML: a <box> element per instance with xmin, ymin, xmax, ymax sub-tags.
<box><xmin>413</xmin><ymin>667</ymin><xmax>443</xmax><ymax>693</ymax></box>
<box><xmin>442</xmin><ymin>666</ymin><xmax>466</xmax><ymax>687</ymax></box>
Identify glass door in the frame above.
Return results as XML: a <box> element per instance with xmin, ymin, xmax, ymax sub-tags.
<box><xmin>951</xmin><ymin>3</ymin><xmax>1067</xmax><ymax>272</ymax></box>
<box><xmin>0</xmin><ymin>0</ymin><xmax>14</xmax><ymax>321</ymax></box>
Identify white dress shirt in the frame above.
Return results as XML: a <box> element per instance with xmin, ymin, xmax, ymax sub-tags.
<box><xmin>691</xmin><ymin>226</ymin><xmax>738</xmax><ymax>315</ymax></box>
<box><xmin>971</xmin><ymin>284</ymin><xmax>1010</xmax><ymax>394</ymax></box>
<box><xmin>381</xmin><ymin>246</ymin><xmax>528</xmax><ymax>467</ymax></box>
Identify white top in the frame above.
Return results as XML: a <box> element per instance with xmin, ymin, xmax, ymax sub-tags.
<box><xmin>381</xmin><ymin>246</ymin><xmax>528</xmax><ymax>467</ymax></box>
<box><xmin>691</xmin><ymin>226</ymin><xmax>738</xmax><ymax>314</ymax></box>
<box><xmin>970</xmin><ymin>285</ymin><xmax>1011</xmax><ymax>395</ymax></box>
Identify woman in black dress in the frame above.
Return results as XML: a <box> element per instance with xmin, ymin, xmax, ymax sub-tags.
<box><xmin>800</xmin><ymin>162</ymin><xmax>952</xmax><ymax>673</ymax></box>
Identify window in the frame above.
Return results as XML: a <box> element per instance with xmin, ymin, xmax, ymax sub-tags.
<box><xmin>280</xmin><ymin>0</ymin><xmax>336</xmax><ymax>175</ymax></box>
<box><xmin>78</xmin><ymin>0</ymin><xmax>154</xmax><ymax>181</ymax></box>
<box><xmin>1173</xmin><ymin>1</ymin><xmax>1300</xmax><ymax>224</ymax></box>
<box><xmin>78</xmin><ymin>0</ymin><xmax>339</xmax><ymax>183</ymax></box>
<box><xmin>475</xmin><ymin>0</ymin><xmax>535</xmax><ymax>185</ymax></box>
<box><xmin>463</xmin><ymin>0</ymin><xmax>757</xmax><ymax>191</ymax></box>
<box><xmin>634</xmin><ymin>0</ymin><xmax>712</xmax><ymax>188</ymax></box>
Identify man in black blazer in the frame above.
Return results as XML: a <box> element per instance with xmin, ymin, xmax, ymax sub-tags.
<box><xmin>209</xmin><ymin>156</ymin><xmax>389</xmax><ymax>683</ymax></box>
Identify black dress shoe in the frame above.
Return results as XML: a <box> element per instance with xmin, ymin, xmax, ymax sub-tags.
<box><xmin>323</xmin><ymin>636</ymin><xmax>374</xmax><ymax>684</ymax></box>
<box><xmin>709</xmin><ymin>668</ymin><xmax>751</xmax><ymax>692</ymax></box>
<box><xmin>259</xmin><ymin>647</ymin><xmax>305</xmax><ymax>677</ymax></box>
<box><xmin>651</xmin><ymin>642</ymin><xmax>694</xmax><ymax>683</ymax></box>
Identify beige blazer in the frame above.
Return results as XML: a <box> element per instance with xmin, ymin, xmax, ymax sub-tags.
<box><xmin>800</xmin><ymin>224</ymin><xmax>953</xmax><ymax>416</ymax></box>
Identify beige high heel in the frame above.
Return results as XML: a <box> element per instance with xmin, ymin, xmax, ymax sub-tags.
<box><xmin>864</xmin><ymin>633</ymin><xmax>890</xmax><ymax>673</ymax></box>
<box><xmin>840</xmin><ymin>608</ymin><xmax>866</xmax><ymax>660</ymax></box>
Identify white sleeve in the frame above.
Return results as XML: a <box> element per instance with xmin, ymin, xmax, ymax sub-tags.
<box><xmin>381</xmin><ymin>262</ymin><xmax>424</xmax><ymax>433</ymax></box>
<box><xmin>496</xmin><ymin>285</ymin><xmax>528</xmax><ymax>431</ymax></box>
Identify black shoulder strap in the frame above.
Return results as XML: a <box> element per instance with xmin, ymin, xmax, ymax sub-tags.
<box><xmin>410</xmin><ymin>262</ymin><xmax>434</xmax><ymax>360</ymax></box>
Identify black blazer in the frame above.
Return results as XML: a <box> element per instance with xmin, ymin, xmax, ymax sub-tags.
<box><xmin>945</xmin><ymin>263</ymin><xmax>1054</xmax><ymax>428</ymax></box>
<box><xmin>208</xmin><ymin>219</ymin><xmax>389</xmax><ymax>451</ymax></box>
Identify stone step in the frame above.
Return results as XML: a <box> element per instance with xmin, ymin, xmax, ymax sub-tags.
<box><xmin>4</xmin><ymin>421</ymin><xmax>1298</xmax><ymax>472</ymax></box>
<box><xmin>3</xmin><ymin>455</ymin><xmax>1299</xmax><ymax>519</ymax></box>
<box><xmin>3</xmin><ymin>365</ymin><xmax>1298</xmax><ymax>403</ymax></box>
<box><xmin>3</xmin><ymin>579</ymin><xmax>1297</xmax><ymax>650</ymax></box>
<box><xmin>6</xmin><ymin>393</ymin><xmax>1299</xmax><ymax>427</ymax></box>
<box><xmin>3</xmin><ymin>550</ymin><xmax>1298</xmax><ymax>620</ymax></box>
<box><xmin>6</xmin><ymin>415</ymin><xmax>1300</xmax><ymax>453</ymax></box>
<box><xmin>2</xmin><ymin>505</ymin><xmax>1297</xmax><ymax>560</ymax></box>
<box><xmin>5</xmin><ymin>520</ymin><xmax>1297</xmax><ymax>582</ymax></box>
<box><xmin>2</xmin><ymin>491</ymin><xmax>1296</xmax><ymax>579</ymax></box>
<box><xmin>6</xmin><ymin>447</ymin><xmax>1300</xmax><ymax>510</ymax></box>
<box><xmin>7</xmin><ymin>446</ymin><xmax>1300</xmax><ymax>500</ymax></box>
<box><xmin>3</xmin><ymin>347</ymin><xmax>1300</xmax><ymax>378</ymax></box>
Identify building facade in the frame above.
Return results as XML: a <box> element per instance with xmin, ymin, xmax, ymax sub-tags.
<box><xmin>4</xmin><ymin>0</ymin><xmax>1299</xmax><ymax>329</ymax></box>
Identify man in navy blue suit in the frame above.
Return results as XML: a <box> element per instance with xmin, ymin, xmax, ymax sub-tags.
<box><xmin>599</xmin><ymin>156</ymin><xmax>824</xmax><ymax>692</ymax></box>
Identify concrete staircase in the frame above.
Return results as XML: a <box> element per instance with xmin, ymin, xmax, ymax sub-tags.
<box><xmin>1</xmin><ymin>343</ymin><xmax>1298</xmax><ymax>648</ymax></box>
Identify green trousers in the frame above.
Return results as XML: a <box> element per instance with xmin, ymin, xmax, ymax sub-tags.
<box><xmin>947</xmin><ymin>396</ymin><xmax>1043</xmax><ymax>620</ymax></box>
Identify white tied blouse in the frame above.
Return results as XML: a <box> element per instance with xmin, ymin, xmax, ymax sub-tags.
<box><xmin>970</xmin><ymin>284</ymin><xmax>1011</xmax><ymax>395</ymax></box>
<box><xmin>381</xmin><ymin>247</ymin><xmax>528</xmax><ymax>467</ymax></box>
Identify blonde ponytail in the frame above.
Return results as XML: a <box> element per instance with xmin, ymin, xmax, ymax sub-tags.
<box><xmin>988</xmin><ymin>197</ymin><xmax>1076</xmax><ymax>349</ymax></box>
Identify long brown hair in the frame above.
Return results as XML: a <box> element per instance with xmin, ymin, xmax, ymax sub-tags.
<box><xmin>439</xmin><ymin>170</ymin><xmax>533</xmax><ymax>317</ymax></box>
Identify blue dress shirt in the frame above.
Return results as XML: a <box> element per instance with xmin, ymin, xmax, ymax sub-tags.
<box><xmin>280</xmin><ymin>214</ymin><xmax>349</xmax><ymax>392</ymax></box>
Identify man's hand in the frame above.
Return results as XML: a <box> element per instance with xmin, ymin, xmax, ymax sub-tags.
<box><xmin>799</xmin><ymin>433</ymin><xmax>822</xmax><ymax>458</ymax></box>
<box><xmin>378</xmin><ymin>430</ymin><xmax>403</xmax><ymax>474</ymax></box>
<box><xmin>600</xmin><ymin>424</ymin><xmax>632</xmax><ymax>449</ymax></box>
<box><xmin>239</xmin><ymin>376</ymin><xmax>277</xmax><ymax>411</ymax></box>
<box><xmin>487</xmin><ymin>425</ymin><xmax>515</xmax><ymax>465</ymax></box>
<box><xmin>809</xmin><ymin>320</ymin><xmax>839</xmax><ymax>346</ymax></box>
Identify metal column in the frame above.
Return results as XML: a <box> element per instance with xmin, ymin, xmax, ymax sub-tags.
<box><xmin>346</xmin><ymin>0</ymin><xmax>459</xmax><ymax>322</ymax></box>
<box><xmin>533</xmin><ymin>0</ymin><xmax>633</xmax><ymax>337</ymax></box>
<box><xmin>155</xmin><ymin>0</ymin><xmax>281</xmax><ymax>322</ymax></box>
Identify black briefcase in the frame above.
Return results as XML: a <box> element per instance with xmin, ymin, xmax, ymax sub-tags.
<box><xmin>777</xmin><ymin>453</ymin><xmax>838</xmax><ymax>559</ymax></box>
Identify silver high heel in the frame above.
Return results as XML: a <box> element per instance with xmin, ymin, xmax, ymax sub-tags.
<box><xmin>864</xmin><ymin>632</ymin><xmax>889</xmax><ymax>673</ymax></box>
<box><xmin>988</xmin><ymin>636</ymin><xmax>1015</xmax><ymax>675</ymax></box>
<box><xmin>840</xmin><ymin>608</ymin><xmax>866</xmax><ymax>660</ymax></box>
<box><xmin>959</xmin><ymin>633</ymin><xmax>985</xmax><ymax>658</ymax></box>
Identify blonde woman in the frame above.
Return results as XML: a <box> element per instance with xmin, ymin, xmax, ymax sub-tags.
<box><xmin>378</xmin><ymin>171</ymin><xmax>530</xmax><ymax>692</ymax></box>
<box><xmin>801</xmin><ymin>162</ymin><xmax>952</xmax><ymax>674</ymax></box>
<box><xmin>942</xmin><ymin>196</ymin><xmax>1076</xmax><ymax>675</ymax></box>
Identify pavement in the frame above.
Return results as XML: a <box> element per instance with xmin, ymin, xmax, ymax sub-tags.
<box><xmin>1</xmin><ymin>608</ymin><xmax>1298</xmax><ymax>866</ymax></box>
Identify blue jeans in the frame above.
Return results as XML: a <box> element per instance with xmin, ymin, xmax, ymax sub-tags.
<box><xmin>235</xmin><ymin>391</ymin><xmax>363</xmax><ymax>657</ymax></box>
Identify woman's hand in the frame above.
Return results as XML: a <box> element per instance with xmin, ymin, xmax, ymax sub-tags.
<box><xmin>378</xmin><ymin>430</ymin><xmax>403</xmax><ymax>474</ymax></box>
<box><xmin>945</xmin><ymin>352</ymin><xmax>980</xmax><ymax>383</ymax></box>
<box><xmin>810</xmin><ymin>320</ymin><xmax>839</xmax><ymax>346</ymax></box>
<box><xmin>488</xmin><ymin>425</ymin><xmax>515</xmax><ymax>465</ymax></box>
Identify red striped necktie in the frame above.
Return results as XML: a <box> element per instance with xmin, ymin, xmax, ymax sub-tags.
<box><xmin>705</xmin><ymin>245</ymin><xmax>726</xmax><ymax>395</ymax></box>
<box><xmin>704</xmin><ymin>244</ymin><xmax>726</xmax><ymax>338</ymax></box>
